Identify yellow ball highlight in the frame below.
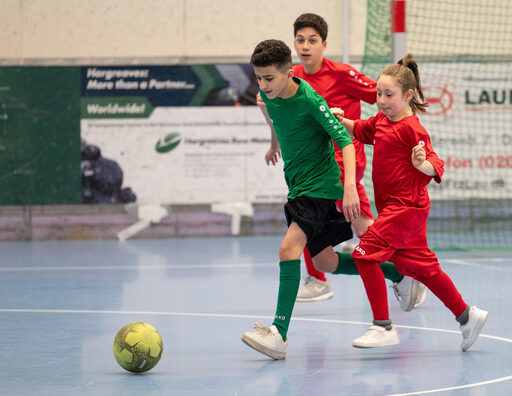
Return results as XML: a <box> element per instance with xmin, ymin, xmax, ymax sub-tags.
<box><xmin>113</xmin><ymin>322</ymin><xmax>163</xmax><ymax>373</ymax></box>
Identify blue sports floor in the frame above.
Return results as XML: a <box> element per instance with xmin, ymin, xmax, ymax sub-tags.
<box><xmin>0</xmin><ymin>236</ymin><xmax>511</xmax><ymax>395</ymax></box>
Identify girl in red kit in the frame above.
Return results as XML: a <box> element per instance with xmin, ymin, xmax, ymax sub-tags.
<box><xmin>332</xmin><ymin>54</ymin><xmax>488</xmax><ymax>350</ymax></box>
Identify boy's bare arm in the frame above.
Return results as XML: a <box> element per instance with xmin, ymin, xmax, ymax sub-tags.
<box><xmin>341</xmin><ymin>143</ymin><xmax>360</xmax><ymax>222</ymax></box>
<box><xmin>257</xmin><ymin>92</ymin><xmax>281</xmax><ymax>165</ymax></box>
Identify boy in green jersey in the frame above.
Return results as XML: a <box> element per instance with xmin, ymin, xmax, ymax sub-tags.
<box><xmin>258</xmin><ymin>13</ymin><xmax>426</xmax><ymax>309</ymax></box>
<box><xmin>241</xmin><ymin>39</ymin><xmax>360</xmax><ymax>360</ymax></box>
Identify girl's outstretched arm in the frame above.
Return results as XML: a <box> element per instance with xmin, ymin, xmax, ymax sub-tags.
<box><xmin>330</xmin><ymin>107</ymin><xmax>354</xmax><ymax>137</ymax></box>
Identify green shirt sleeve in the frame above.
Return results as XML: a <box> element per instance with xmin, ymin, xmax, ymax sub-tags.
<box><xmin>306</xmin><ymin>89</ymin><xmax>353</xmax><ymax>150</ymax></box>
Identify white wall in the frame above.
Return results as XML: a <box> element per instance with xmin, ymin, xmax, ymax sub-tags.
<box><xmin>2</xmin><ymin>1</ymin><xmax>510</xmax><ymax>65</ymax></box>
<box><xmin>0</xmin><ymin>0</ymin><xmax>368</xmax><ymax>64</ymax></box>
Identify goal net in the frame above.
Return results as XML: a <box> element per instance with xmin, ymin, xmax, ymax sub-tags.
<box><xmin>361</xmin><ymin>0</ymin><xmax>512</xmax><ymax>250</ymax></box>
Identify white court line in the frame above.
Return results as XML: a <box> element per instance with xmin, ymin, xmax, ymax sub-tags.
<box><xmin>386</xmin><ymin>376</ymin><xmax>512</xmax><ymax>396</ymax></box>
<box><xmin>1</xmin><ymin>258</ymin><xmax>509</xmax><ymax>273</ymax></box>
<box><xmin>0</xmin><ymin>308</ymin><xmax>511</xmax><ymax>395</ymax></box>
<box><xmin>0</xmin><ymin>262</ymin><xmax>276</xmax><ymax>272</ymax></box>
<box><xmin>484</xmin><ymin>258</ymin><xmax>509</xmax><ymax>262</ymax></box>
<box><xmin>444</xmin><ymin>259</ymin><xmax>506</xmax><ymax>271</ymax></box>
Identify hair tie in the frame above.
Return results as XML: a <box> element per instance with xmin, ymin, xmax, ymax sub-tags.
<box><xmin>398</xmin><ymin>59</ymin><xmax>415</xmax><ymax>72</ymax></box>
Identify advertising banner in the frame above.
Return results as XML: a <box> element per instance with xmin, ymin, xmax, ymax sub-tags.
<box><xmin>81</xmin><ymin>106</ymin><xmax>288</xmax><ymax>204</ymax></box>
<box><xmin>80</xmin><ymin>65</ymin><xmax>287</xmax><ymax>205</ymax></box>
<box><xmin>1</xmin><ymin>62</ymin><xmax>510</xmax><ymax>206</ymax></box>
<box><xmin>419</xmin><ymin>63</ymin><xmax>512</xmax><ymax>199</ymax></box>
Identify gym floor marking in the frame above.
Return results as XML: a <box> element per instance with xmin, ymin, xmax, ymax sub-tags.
<box><xmin>1</xmin><ymin>308</ymin><xmax>511</xmax><ymax>395</ymax></box>
<box><xmin>0</xmin><ymin>262</ymin><xmax>276</xmax><ymax>272</ymax></box>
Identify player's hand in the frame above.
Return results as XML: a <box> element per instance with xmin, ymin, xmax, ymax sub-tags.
<box><xmin>256</xmin><ymin>92</ymin><xmax>265</xmax><ymax>107</ymax></box>
<box><xmin>411</xmin><ymin>145</ymin><xmax>426</xmax><ymax>168</ymax></box>
<box><xmin>330</xmin><ymin>107</ymin><xmax>344</xmax><ymax>122</ymax></box>
<box><xmin>265</xmin><ymin>146</ymin><xmax>281</xmax><ymax>166</ymax></box>
<box><xmin>342</xmin><ymin>184</ymin><xmax>360</xmax><ymax>222</ymax></box>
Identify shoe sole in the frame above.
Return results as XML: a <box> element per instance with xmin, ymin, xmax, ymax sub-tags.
<box><xmin>352</xmin><ymin>338</ymin><xmax>400</xmax><ymax>348</ymax></box>
<box><xmin>461</xmin><ymin>311</ymin><xmax>489</xmax><ymax>351</ymax></box>
<box><xmin>241</xmin><ymin>335</ymin><xmax>286</xmax><ymax>360</ymax></box>
<box><xmin>402</xmin><ymin>280</ymin><xmax>419</xmax><ymax>311</ymax></box>
<box><xmin>296</xmin><ymin>292</ymin><xmax>334</xmax><ymax>302</ymax></box>
<box><xmin>413</xmin><ymin>284</ymin><xmax>428</xmax><ymax>309</ymax></box>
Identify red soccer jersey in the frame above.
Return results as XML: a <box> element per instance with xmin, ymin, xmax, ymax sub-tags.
<box><xmin>293</xmin><ymin>58</ymin><xmax>376</xmax><ymax>117</ymax></box>
<box><xmin>293</xmin><ymin>59</ymin><xmax>376</xmax><ymax>180</ymax></box>
<box><xmin>353</xmin><ymin>111</ymin><xmax>444</xmax><ymax>248</ymax></box>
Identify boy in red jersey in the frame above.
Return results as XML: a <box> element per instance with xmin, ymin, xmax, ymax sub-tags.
<box><xmin>332</xmin><ymin>54</ymin><xmax>488</xmax><ymax>350</ymax></box>
<box><xmin>259</xmin><ymin>13</ymin><xmax>426</xmax><ymax>310</ymax></box>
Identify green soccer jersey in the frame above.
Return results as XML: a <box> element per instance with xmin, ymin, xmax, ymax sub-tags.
<box><xmin>261</xmin><ymin>77</ymin><xmax>353</xmax><ymax>200</ymax></box>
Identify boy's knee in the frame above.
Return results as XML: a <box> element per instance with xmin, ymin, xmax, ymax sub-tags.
<box><xmin>312</xmin><ymin>250</ymin><xmax>338</xmax><ymax>273</ymax></box>
<box><xmin>352</xmin><ymin>216</ymin><xmax>373</xmax><ymax>238</ymax></box>
<box><xmin>278</xmin><ymin>244</ymin><xmax>289</xmax><ymax>260</ymax></box>
<box><xmin>279</xmin><ymin>242</ymin><xmax>300</xmax><ymax>261</ymax></box>
<box><xmin>313</xmin><ymin>259</ymin><xmax>328</xmax><ymax>272</ymax></box>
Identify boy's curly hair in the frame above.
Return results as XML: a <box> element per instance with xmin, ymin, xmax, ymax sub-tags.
<box><xmin>250</xmin><ymin>39</ymin><xmax>292</xmax><ymax>71</ymax></box>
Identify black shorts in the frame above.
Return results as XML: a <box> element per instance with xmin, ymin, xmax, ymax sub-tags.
<box><xmin>284</xmin><ymin>196</ymin><xmax>353</xmax><ymax>257</ymax></box>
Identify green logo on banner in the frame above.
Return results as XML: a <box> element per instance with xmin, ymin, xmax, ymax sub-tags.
<box><xmin>155</xmin><ymin>132</ymin><xmax>181</xmax><ymax>153</ymax></box>
<box><xmin>81</xmin><ymin>97</ymin><xmax>153</xmax><ymax>118</ymax></box>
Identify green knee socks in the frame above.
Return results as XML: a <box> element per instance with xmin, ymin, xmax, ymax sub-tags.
<box><xmin>272</xmin><ymin>259</ymin><xmax>301</xmax><ymax>341</ymax></box>
<box><xmin>333</xmin><ymin>252</ymin><xmax>403</xmax><ymax>283</ymax></box>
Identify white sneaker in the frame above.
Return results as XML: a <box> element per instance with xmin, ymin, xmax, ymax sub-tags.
<box><xmin>352</xmin><ymin>325</ymin><xmax>400</xmax><ymax>348</ymax></box>
<box><xmin>296</xmin><ymin>276</ymin><xmax>333</xmax><ymax>302</ymax></box>
<box><xmin>392</xmin><ymin>276</ymin><xmax>420</xmax><ymax>311</ymax></box>
<box><xmin>414</xmin><ymin>282</ymin><xmax>427</xmax><ymax>308</ymax></box>
<box><xmin>241</xmin><ymin>322</ymin><xmax>288</xmax><ymax>360</ymax></box>
<box><xmin>460</xmin><ymin>306</ymin><xmax>489</xmax><ymax>351</ymax></box>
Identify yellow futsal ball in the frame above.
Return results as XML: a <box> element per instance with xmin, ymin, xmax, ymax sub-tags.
<box><xmin>113</xmin><ymin>322</ymin><xmax>163</xmax><ymax>373</ymax></box>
